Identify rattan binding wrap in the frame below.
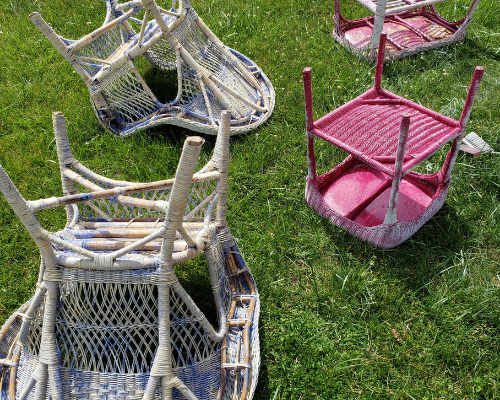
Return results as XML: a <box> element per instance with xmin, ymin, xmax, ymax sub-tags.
<box><xmin>0</xmin><ymin>111</ymin><xmax>260</xmax><ymax>400</ymax></box>
<box><xmin>30</xmin><ymin>0</ymin><xmax>275</xmax><ymax>136</ymax></box>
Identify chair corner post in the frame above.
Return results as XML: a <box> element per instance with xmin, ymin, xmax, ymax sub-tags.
<box><xmin>215</xmin><ymin>111</ymin><xmax>231</xmax><ymax>223</ymax></box>
<box><xmin>459</xmin><ymin>66</ymin><xmax>484</xmax><ymax>131</ymax></box>
<box><xmin>374</xmin><ymin>33</ymin><xmax>387</xmax><ymax>88</ymax></box>
<box><xmin>384</xmin><ymin>112</ymin><xmax>410</xmax><ymax>225</ymax></box>
<box><xmin>442</xmin><ymin>66</ymin><xmax>485</xmax><ymax>182</ymax></box>
<box><xmin>303</xmin><ymin>67</ymin><xmax>314</xmax><ymax>132</ymax></box>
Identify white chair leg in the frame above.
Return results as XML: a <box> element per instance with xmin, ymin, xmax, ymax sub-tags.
<box><xmin>384</xmin><ymin>112</ymin><xmax>410</xmax><ymax>225</ymax></box>
<box><xmin>369</xmin><ymin>0</ymin><xmax>388</xmax><ymax>58</ymax></box>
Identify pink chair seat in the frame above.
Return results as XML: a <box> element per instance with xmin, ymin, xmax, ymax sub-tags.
<box><xmin>303</xmin><ymin>34</ymin><xmax>484</xmax><ymax>248</ymax></box>
<box><xmin>312</xmin><ymin>87</ymin><xmax>460</xmax><ymax>175</ymax></box>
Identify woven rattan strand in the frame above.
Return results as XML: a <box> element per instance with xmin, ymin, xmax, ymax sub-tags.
<box><xmin>0</xmin><ymin>111</ymin><xmax>260</xmax><ymax>400</ymax></box>
<box><xmin>303</xmin><ymin>34</ymin><xmax>484</xmax><ymax>248</ymax></box>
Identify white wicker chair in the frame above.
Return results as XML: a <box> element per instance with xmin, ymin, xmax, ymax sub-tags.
<box><xmin>0</xmin><ymin>112</ymin><xmax>260</xmax><ymax>400</ymax></box>
<box><xmin>30</xmin><ymin>0</ymin><xmax>275</xmax><ymax>136</ymax></box>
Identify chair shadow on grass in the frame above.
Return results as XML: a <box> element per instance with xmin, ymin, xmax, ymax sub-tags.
<box><xmin>319</xmin><ymin>201</ymin><xmax>473</xmax><ymax>296</ymax></box>
<box><xmin>253</xmin><ymin>328</ymin><xmax>270</xmax><ymax>400</ymax></box>
<box><xmin>463</xmin><ymin>36</ymin><xmax>500</xmax><ymax>63</ymax></box>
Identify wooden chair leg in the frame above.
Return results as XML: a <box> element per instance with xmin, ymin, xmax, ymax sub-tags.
<box><xmin>384</xmin><ymin>112</ymin><xmax>410</xmax><ymax>225</ymax></box>
<box><xmin>303</xmin><ymin>67</ymin><xmax>317</xmax><ymax>181</ymax></box>
<box><xmin>369</xmin><ymin>0</ymin><xmax>388</xmax><ymax>57</ymax></box>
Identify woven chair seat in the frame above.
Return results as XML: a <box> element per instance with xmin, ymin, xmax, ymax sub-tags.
<box><xmin>30</xmin><ymin>0</ymin><xmax>275</xmax><ymax>136</ymax></box>
<box><xmin>313</xmin><ymin>88</ymin><xmax>460</xmax><ymax>175</ymax></box>
<box><xmin>333</xmin><ymin>0</ymin><xmax>481</xmax><ymax>61</ymax></box>
<box><xmin>303</xmin><ymin>34</ymin><xmax>484</xmax><ymax>248</ymax></box>
<box><xmin>0</xmin><ymin>112</ymin><xmax>260</xmax><ymax>400</ymax></box>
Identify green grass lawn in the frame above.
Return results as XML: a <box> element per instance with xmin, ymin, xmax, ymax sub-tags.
<box><xmin>0</xmin><ymin>0</ymin><xmax>499</xmax><ymax>398</ymax></box>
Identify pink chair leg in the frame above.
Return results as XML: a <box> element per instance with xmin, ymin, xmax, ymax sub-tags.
<box><xmin>443</xmin><ymin>66</ymin><xmax>484</xmax><ymax>181</ymax></box>
<box><xmin>303</xmin><ymin>67</ymin><xmax>317</xmax><ymax>181</ymax></box>
<box><xmin>374</xmin><ymin>33</ymin><xmax>387</xmax><ymax>88</ymax></box>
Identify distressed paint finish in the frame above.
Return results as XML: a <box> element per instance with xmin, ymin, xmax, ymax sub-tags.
<box><xmin>303</xmin><ymin>35</ymin><xmax>484</xmax><ymax>248</ymax></box>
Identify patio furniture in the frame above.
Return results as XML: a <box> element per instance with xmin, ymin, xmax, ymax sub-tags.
<box><xmin>30</xmin><ymin>0</ymin><xmax>275</xmax><ymax>136</ymax></box>
<box><xmin>333</xmin><ymin>0</ymin><xmax>481</xmax><ymax>61</ymax></box>
<box><xmin>0</xmin><ymin>111</ymin><xmax>260</xmax><ymax>399</ymax></box>
<box><xmin>303</xmin><ymin>34</ymin><xmax>484</xmax><ymax>248</ymax></box>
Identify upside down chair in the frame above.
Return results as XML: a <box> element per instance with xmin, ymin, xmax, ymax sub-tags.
<box><xmin>333</xmin><ymin>0</ymin><xmax>481</xmax><ymax>61</ymax></box>
<box><xmin>0</xmin><ymin>111</ymin><xmax>260</xmax><ymax>399</ymax></box>
<box><xmin>303</xmin><ymin>34</ymin><xmax>484</xmax><ymax>248</ymax></box>
<box><xmin>30</xmin><ymin>0</ymin><xmax>275</xmax><ymax>136</ymax></box>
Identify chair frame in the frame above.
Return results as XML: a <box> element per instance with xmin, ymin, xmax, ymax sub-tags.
<box><xmin>333</xmin><ymin>0</ymin><xmax>481</xmax><ymax>61</ymax></box>
<box><xmin>30</xmin><ymin>0</ymin><xmax>275</xmax><ymax>136</ymax></box>
<box><xmin>303</xmin><ymin>34</ymin><xmax>484</xmax><ymax>248</ymax></box>
<box><xmin>0</xmin><ymin>112</ymin><xmax>260</xmax><ymax>399</ymax></box>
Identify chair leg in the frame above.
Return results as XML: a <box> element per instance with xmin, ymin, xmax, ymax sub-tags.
<box><xmin>443</xmin><ymin>66</ymin><xmax>484</xmax><ymax>181</ymax></box>
<box><xmin>369</xmin><ymin>0</ymin><xmax>388</xmax><ymax>58</ymax></box>
<box><xmin>374</xmin><ymin>33</ymin><xmax>387</xmax><ymax>88</ymax></box>
<box><xmin>17</xmin><ymin>281</ymin><xmax>64</xmax><ymax>400</ymax></box>
<box><xmin>302</xmin><ymin>68</ymin><xmax>317</xmax><ymax>181</ymax></box>
<box><xmin>384</xmin><ymin>113</ymin><xmax>410</xmax><ymax>225</ymax></box>
<box><xmin>53</xmin><ymin>112</ymin><xmax>78</xmax><ymax>226</ymax></box>
<box><xmin>143</xmin><ymin>136</ymin><xmax>205</xmax><ymax>399</ymax></box>
<box><xmin>160</xmin><ymin>136</ymin><xmax>205</xmax><ymax>264</ymax></box>
<box><xmin>307</xmin><ymin>133</ymin><xmax>317</xmax><ymax>182</ymax></box>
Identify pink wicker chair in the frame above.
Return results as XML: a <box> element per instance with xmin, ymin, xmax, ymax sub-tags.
<box><xmin>333</xmin><ymin>0</ymin><xmax>481</xmax><ymax>61</ymax></box>
<box><xmin>0</xmin><ymin>112</ymin><xmax>260</xmax><ymax>399</ymax></box>
<box><xmin>303</xmin><ymin>34</ymin><xmax>484</xmax><ymax>248</ymax></box>
<box><xmin>30</xmin><ymin>0</ymin><xmax>275</xmax><ymax>136</ymax></box>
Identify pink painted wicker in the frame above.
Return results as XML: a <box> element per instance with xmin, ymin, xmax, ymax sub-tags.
<box><xmin>0</xmin><ymin>112</ymin><xmax>260</xmax><ymax>400</ymax></box>
<box><xmin>333</xmin><ymin>0</ymin><xmax>481</xmax><ymax>61</ymax></box>
<box><xmin>303</xmin><ymin>34</ymin><xmax>484</xmax><ymax>248</ymax></box>
<box><xmin>30</xmin><ymin>0</ymin><xmax>275</xmax><ymax>136</ymax></box>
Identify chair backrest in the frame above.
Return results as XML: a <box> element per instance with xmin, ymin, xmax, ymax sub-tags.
<box><xmin>29</xmin><ymin>0</ymin><xmax>275</xmax><ymax>135</ymax></box>
<box><xmin>0</xmin><ymin>111</ymin><xmax>232</xmax><ymax>270</ymax></box>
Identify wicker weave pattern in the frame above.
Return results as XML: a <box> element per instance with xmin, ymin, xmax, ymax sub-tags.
<box><xmin>0</xmin><ymin>112</ymin><xmax>260</xmax><ymax>399</ymax></box>
<box><xmin>333</xmin><ymin>0</ymin><xmax>481</xmax><ymax>61</ymax></box>
<box><xmin>303</xmin><ymin>35</ymin><xmax>484</xmax><ymax>248</ymax></box>
<box><xmin>30</xmin><ymin>0</ymin><xmax>275</xmax><ymax>136</ymax></box>
<box><xmin>313</xmin><ymin>88</ymin><xmax>460</xmax><ymax>174</ymax></box>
